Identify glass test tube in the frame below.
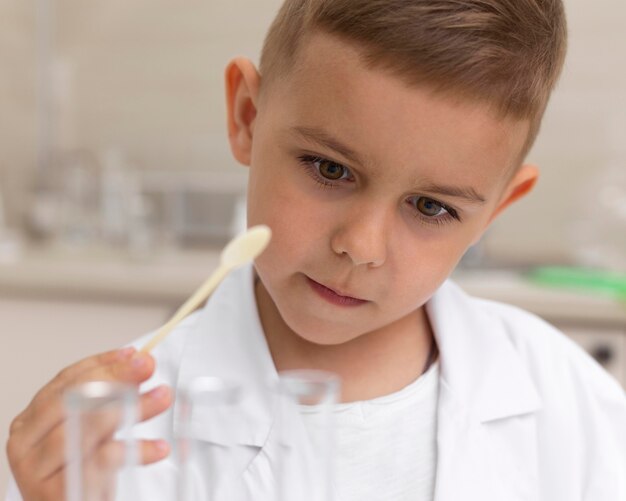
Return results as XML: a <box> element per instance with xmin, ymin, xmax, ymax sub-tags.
<box><xmin>176</xmin><ymin>377</ymin><xmax>244</xmax><ymax>501</ymax></box>
<box><xmin>64</xmin><ymin>381</ymin><xmax>138</xmax><ymax>501</ymax></box>
<box><xmin>276</xmin><ymin>370</ymin><xmax>341</xmax><ymax>501</ymax></box>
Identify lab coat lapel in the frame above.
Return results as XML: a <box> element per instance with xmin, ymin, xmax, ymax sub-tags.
<box><xmin>171</xmin><ymin>265</ymin><xmax>340</xmax><ymax>501</ymax></box>
<box><xmin>171</xmin><ymin>268</ymin><xmax>545</xmax><ymax>500</ymax></box>
<box><xmin>427</xmin><ymin>281</ymin><xmax>543</xmax><ymax>501</ymax></box>
<box><xmin>173</xmin><ymin>264</ymin><xmax>278</xmax><ymax>448</ymax></box>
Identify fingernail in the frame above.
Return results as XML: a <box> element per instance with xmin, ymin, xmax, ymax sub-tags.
<box><xmin>117</xmin><ymin>346</ymin><xmax>136</xmax><ymax>359</ymax></box>
<box><xmin>131</xmin><ymin>353</ymin><xmax>148</xmax><ymax>368</ymax></box>
<box><xmin>155</xmin><ymin>440</ymin><xmax>169</xmax><ymax>455</ymax></box>
<box><xmin>149</xmin><ymin>385</ymin><xmax>169</xmax><ymax>399</ymax></box>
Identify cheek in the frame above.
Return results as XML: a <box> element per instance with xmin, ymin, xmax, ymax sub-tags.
<box><xmin>390</xmin><ymin>232</ymin><xmax>468</xmax><ymax>297</ymax></box>
<box><xmin>248</xmin><ymin>155</ymin><xmax>338</xmax><ymax>238</ymax></box>
<box><xmin>249</xmin><ymin>181</ymin><xmax>315</xmax><ymax>241</ymax></box>
<box><xmin>247</xmin><ymin>170</ymin><xmax>328</xmax><ymax>272</ymax></box>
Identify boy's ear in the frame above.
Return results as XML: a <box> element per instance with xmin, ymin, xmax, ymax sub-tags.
<box><xmin>225</xmin><ymin>58</ymin><xmax>261</xmax><ymax>166</ymax></box>
<box><xmin>488</xmin><ymin>164</ymin><xmax>539</xmax><ymax>224</ymax></box>
<box><xmin>471</xmin><ymin>164</ymin><xmax>538</xmax><ymax>246</ymax></box>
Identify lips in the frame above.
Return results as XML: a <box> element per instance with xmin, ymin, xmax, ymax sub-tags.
<box><xmin>306</xmin><ymin>276</ymin><xmax>368</xmax><ymax>307</ymax></box>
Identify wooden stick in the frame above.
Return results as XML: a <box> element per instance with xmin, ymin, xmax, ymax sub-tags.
<box><xmin>140</xmin><ymin>265</ymin><xmax>229</xmax><ymax>353</ymax></box>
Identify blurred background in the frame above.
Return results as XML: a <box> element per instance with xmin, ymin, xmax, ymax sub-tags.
<box><xmin>0</xmin><ymin>0</ymin><xmax>625</xmax><ymax>492</ymax></box>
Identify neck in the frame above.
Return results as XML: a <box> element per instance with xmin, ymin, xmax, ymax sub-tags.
<box><xmin>255</xmin><ymin>279</ymin><xmax>435</xmax><ymax>403</ymax></box>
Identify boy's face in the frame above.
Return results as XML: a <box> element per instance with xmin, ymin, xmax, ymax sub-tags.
<box><xmin>227</xmin><ymin>33</ymin><xmax>537</xmax><ymax>345</ymax></box>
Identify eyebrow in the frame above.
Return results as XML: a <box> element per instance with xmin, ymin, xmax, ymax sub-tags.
<box><xmin>290</xmin><ymin>126</ymin><xmax>365</xmax><ymax>166</ymax></box>
<box><xmin>419</xmin><ymin>183</ymin><xmax>487</xmax><ymax>205</ymax></box>
<box><xmin>290</xmin><ymin>125</ymin><xmax>486</xmax><ymax>205</ymax></box>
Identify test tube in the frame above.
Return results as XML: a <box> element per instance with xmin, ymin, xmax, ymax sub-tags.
<box><xmin>64</xmin><ymin>381</ymin><xmax>138</xmax><ymax>501</ymax></box>
<box><xmin>276</xmin><ymin>370</ymin><xmax>341</xmax><ymax>501</ymax></box>
<box><xmin>176</xmin><ymin>377</ymin><xmax>245</xmax><ymax>501</ymax></box>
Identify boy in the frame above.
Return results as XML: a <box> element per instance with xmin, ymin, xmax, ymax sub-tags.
<box><xmin>6</xmin><ymin>0</ymin><xmax>625</xmax><ymax>500</ymax></box>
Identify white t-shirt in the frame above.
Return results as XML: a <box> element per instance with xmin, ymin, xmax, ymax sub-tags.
<box><xmin>300</xmin><ymin>361</ymin><xmax>439</xmax><ymax>501</ymax></box>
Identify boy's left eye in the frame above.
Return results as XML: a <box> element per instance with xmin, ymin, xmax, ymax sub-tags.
<box><xmin>408</xmin><ymin>196</ymin><xmax>459</xmax><ymax>221</ymax></box>
<box><xmin>412</xmin><ymin>197</ymin><xmax>447</xmax><ymax>217</ymax></box>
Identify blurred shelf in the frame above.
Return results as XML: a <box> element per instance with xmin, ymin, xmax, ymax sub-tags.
<box><xmin>1</xmin><ymin>246</ymin><xmax>625</xmax><ymax>326</ymax></box>
<box><xmin>0</xmin><ymin>244</ymin><xmax>221</xmax><ymax>306</ymax></box>
<box><xmin>453</xmin><ymin>268</ymin><xmax>626</xmax><ymax>327</ymax></box>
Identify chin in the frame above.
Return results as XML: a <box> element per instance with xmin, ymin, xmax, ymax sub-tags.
<box><xmin>281</xmin><ymin>306</ymin><xmax>362</xmax><ymax>346</ymax></box>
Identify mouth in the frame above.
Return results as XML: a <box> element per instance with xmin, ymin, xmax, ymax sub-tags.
<box><xmin>306</xmin><ymin>276</ymin><xmax>368</xmax><ymax>307</ymax></box>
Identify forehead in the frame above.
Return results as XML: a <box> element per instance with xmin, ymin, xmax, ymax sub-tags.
<box><xmin>261</xmin><ymin>33</ymin><xmax>529</xmax><ymax>190</ymax></box>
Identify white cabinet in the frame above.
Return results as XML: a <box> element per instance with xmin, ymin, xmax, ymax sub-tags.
<box><xmin>563</xmin><ymin>327</ymin><xmax>626</xmax><ymax>388</ymax></box>
<box><xmin>0</xmin><ymin>297</ymin><xmax>171</xmax><ymax>495</ymax></box>
<box><xmin>0</xmin><ymin>245</ymin><xmax>221</xmax><ymax>492</ymax></box>
<box><xmin>2</xmin><ymin>258</ymin><xmax>625</xmax><ymax>494</ymax></box>
<box><xmin>454</xmin><ymin>269</ymin><xmax>626</xmax><ymax>389</ymax></box>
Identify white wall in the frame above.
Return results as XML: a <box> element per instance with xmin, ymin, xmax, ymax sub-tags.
<box><xmin>0</xmin><ymin>2</ymin><xmax>37</xmax><ymax>227</ymax></box>
<box><xmin>1</xmin><ymin>0</ymin><xmax>624</xmax><ymax>263</ymax></box>
<box><xmin>0</xmin><ymin>298</ymin><xmax>169</xmax><ymax>495</ymax></box>
<box><xmin>1</xmin><ymin>0</ymin><xmax>625</xmax><ymax>495</ymax></box>
<box><xmin>485</xmin><ymin>0</ymin><xmax>626</xmax><ymax>263</ymax></box>
<box><xmin>51</xmin><ymin>0</ymin><xmax>282</xmax><ymax>171</ymax></box>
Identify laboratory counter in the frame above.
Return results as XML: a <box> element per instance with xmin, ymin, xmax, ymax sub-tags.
<box><xmin>1</xmin><ymin>246</ymin><xmax>624</xmax><ymax>493</ymax></box>
<box><xmin>0</xmin><ymin>245</ymin><xmax>625</xmax><ymax>326</ymax></box>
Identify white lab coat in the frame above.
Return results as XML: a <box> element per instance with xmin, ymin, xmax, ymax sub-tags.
<box><xmin>6</xmin><ymin>264</ymin><xmax>626</xmax><ymax>500</ymax></box>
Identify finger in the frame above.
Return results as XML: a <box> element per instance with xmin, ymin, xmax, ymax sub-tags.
<box><xmin>85</xmin><ymin>439</ymin><xmax>170</xmax><ymax>475</ymax></box>
<box><xmin>79</xmin><ymin>440</ymin><xmax>170</xmax><ymax>498</ymax></box>
<box><xmin>54</xmin><ymin>347</ymin><xmax>137</xmax><ymax>386</ymax></box>
<box><xmin>7</xmin><ymin>398</ymin><xmax>65</xmax><ymax>464</ymax></box>
<box><xmin>87</xmin><ymin>441</ymin><xmax>125</xmax><ymax>494</ymax></box>
<box><xmin>23</xmin><ymin>405</ymin><xmax>121</xmax><ymax>481</ymax></box>
<box><xmin>16</xmin><ymin>470</ymin><xmax>64</xmax><ymax>501</ymax></box>
<box><xmin>15</xmin><ymin>353</ymin><xmax>155</xmax><ymax>452</ymax></box>
<box><xmin>138</xmin><ymin>385</ymin><xmax>173</xmax><ymax>423</ymax></box>
<box><xmin>13</xmin><ymin>438</ymin><xmax>170</xmax><ymax>501</ymax></box>
<box><xmin>31</xmin><ymin>348</ymin><xmax>137</xmax><ymax>407</ymax></box>
<box><xmin>138</xmin><ymin>439</ymin><xmax>171</xmax><ymax>465</ymax></box>
<box><xmin>16</xmin><ymin>384</ymin><xmax>172</xmax><ymax>480</ymax></box>
<box><xmin>53</xmin><ymin>438</ymin><xmax>170</xmax><ymax>501</ymax></box>
<box><xmin>12</xmin><ymin>348</ymin><xmax>137</xmax><ymax>436</ymax></box>
<box><xmin>11</xmin><ymin>347</ymin><xmax>136</xmax><ymax>431</ymax></box>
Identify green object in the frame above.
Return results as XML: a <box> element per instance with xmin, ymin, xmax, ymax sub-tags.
<box><xmin>527</xmin><ymin>266</ymin><xmax>626</xmax><ymax>301</ymax></box>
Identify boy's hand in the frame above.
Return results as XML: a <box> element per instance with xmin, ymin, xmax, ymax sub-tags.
<box><xmin>6</xmin><ymin>347</ymin><xmax>172</xmax><ymax>501</ymax></box>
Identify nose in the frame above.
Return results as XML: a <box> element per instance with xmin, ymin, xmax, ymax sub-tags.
<box><xmin>330</xmin><ymin>202</ymin><xmax>390</xmax><ymax>267</ymax></box>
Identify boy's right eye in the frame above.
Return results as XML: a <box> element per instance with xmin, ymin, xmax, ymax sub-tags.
<box><xmin>298</xmin><ymin>155</ymin><xmax>353</xmax><ymax>186</ymax></box>
<box><xmin>318</xmin><ymin>159</ymin><xmax>347</xmax><ymax>180</ymax></box>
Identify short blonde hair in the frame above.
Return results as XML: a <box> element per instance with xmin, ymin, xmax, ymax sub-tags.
<box><xmin>260</xmin><ymin>0</ymin><xmax>567</xmax><ymax>157</ymax></box>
